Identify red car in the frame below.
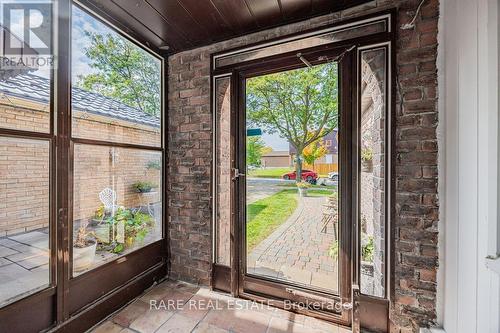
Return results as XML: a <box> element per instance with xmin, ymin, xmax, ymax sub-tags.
<box><xmin>282</xmin><ymin>169</ymin><xmax>318</xmax><ymax>182</ymax></box>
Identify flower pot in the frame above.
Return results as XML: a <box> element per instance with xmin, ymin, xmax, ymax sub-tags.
<box><xmin>361</xmin><ymin>159</ymin><xmax>373</xmax><ymax>172</ymax></box>
<box><xmin>298</xmin><ymin>187</ymin><xmax>308</xmax><ymax>197</ymax></box>
<box><xmin>73</xmin><ymin>240</ymin><xmax>97</xmax><ymax>272</ymax></box>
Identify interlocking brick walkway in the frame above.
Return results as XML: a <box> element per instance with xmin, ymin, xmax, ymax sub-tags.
<box><xmin>247</xmin><ymin>196</ymin><xmax>338</xmax><ymax>292</ymax></box>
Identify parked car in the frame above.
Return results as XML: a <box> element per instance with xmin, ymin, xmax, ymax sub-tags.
<box><xmin>328</xmin><ymin>172</ymin><xmax>339</xmax><ymax>181</ymax></box>
<box><xmin>282</xmin><ymin>169</ymin><xmax>318</xmax><ymax>182</ymax></box>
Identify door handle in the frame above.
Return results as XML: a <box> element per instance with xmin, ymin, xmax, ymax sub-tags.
<box><xmin>232</xmin><ymin>168</ymin><xmax>246</xmax><ymax>180</ymax></box>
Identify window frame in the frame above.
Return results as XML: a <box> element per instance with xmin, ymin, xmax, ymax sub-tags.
<box><xmin>68</xmin><ymin>1</ymin><xmax>166</xmax><ymax>278</ymax></box>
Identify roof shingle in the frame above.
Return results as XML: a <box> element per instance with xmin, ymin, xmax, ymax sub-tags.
<box><xmin>0</xmin><ymin>73</ymin><xmax>160</xmax><ymax>128</ymax></box>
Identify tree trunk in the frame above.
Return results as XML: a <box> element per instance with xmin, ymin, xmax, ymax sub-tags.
<box><xmin>296</xmin><ymin>153</ymin><xmax>303</xmax><ymax>183</ymax></box>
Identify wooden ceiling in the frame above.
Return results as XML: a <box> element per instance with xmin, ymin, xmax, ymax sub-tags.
<box><xmin>80</xmin><ymin>0</ymin><xmax>373</xmax><ymax>54</ymax></box>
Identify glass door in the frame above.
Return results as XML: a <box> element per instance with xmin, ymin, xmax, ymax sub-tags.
<box><xmin>235</xmin><ymin>47</ymin><xmax>355</xmax><ymax>325</ymax></box>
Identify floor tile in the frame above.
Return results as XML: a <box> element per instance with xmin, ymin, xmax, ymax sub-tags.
<box><xmin>112</xmin><ymin>300</ymin><xmax>150</xmax><ymax>327</ymax></box>
<box><xmin>92</xmin><ymin>320</ymin><xmax>124</xmax><ymax>333</ymax></box>
<box><xmin>202</xmin><ymin>307</ymin><xmax>271</xmax><ymax>333</ymax></box>
<box><xmin>129</xmin><ymin>309</ymin><xmax>174</xmax><ymax>333</ymax></box>
<box><xmin>0</xmin><ymin>245</ymin><xmax>18</xmax><ymax>257</ymax></box>
<box><xmin>156</xmin><ymin>313</ymin><xmax>200</xmax><ymax>333</ymax></box>
<box><xmin>93</xmin><ymin>283</ymin><xmax>351</xmax><ymax>333</ymax></box>
<box><xmin>192</xmin><ymin>321</ymin><xmax>229</xmax><ymax>333</ymax></box>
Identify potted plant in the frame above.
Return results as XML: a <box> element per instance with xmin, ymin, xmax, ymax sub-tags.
<box><xmin>104</xmin><ymin>208</ymin><xmax>155</xmax><ymax>253</ymax></box>
<box><xmin>133</xmin><ymin>181</ymin><xmax>156</xmax><ymax>193</ymax></box>
<box><xmin>73</xmin><ymin>221</ymin><xmax>97</xmax><ymax>272</ymax></box>
<box><xmin>296</xmin><ymin>181</ymin><xmax>311</xmax><ymax>197</ymax></box>
<box><xmin>361</xmin><ymin>147</ymin><xmax>373</xmax><ymax>172</ymax></box>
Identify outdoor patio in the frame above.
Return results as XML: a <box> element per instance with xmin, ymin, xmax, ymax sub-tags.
<box><xmin>0</xmin><ymin>229</ymin><xmax>49</xmax><ymax>306</ymax></box>
<box><xmin>0</xmin><ymin>221</ymin><xmax>162</xmax><ymax>306</ymax></box>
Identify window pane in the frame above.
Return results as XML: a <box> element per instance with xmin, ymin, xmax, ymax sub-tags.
<box><xmin>245</xmin><ymin>62</ymin><xmax>340</xmax><ymax>294</ymax></box>
<box><xmin>359</xmin><ymin>48</ymin><xmax>386</xmax><ymax>297</ymax></box>
<box><xmin>71</xmin><ymin>6</ymin><xmax>161</xmax><ymax>147</ymax></box>
<box><xmin>0</xmin><ymin>137</ymin><xmax>50</xmax><ymax>306</ymax></box>
<box><xmin>72</xmin><ymin>144</ymin><xmax>162</xmax><ymax>276</ymax></box>
<box><xmin>0</xmin><ymin>1</ymin><xmax>53</xmax><ymax>133</ymax></box>
<box><xmin>215</xmin><ymin>77</ymin><xmax>231</xmax><ymax>266</ymax></box>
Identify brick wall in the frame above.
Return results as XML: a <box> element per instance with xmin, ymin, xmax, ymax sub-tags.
<box><xmin>168</xmin><ymin>0</ymin><xmax>439</xmax><ymax>331</ymax></box>
<box><xmin>0</xmin><ymin>102</ymin><xmax>162</xmax><ymax>236</ymax></box>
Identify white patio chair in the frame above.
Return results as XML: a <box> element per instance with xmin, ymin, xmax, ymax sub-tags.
<box><xmin>99</xmin><ymin>187</ymin><xmax>118</xmax><ymax>216</ymax></box>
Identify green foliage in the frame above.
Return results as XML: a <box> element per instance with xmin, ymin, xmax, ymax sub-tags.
<box><xmin>246</xmin><ymin>190</ymin><xmax>298</xmax><ymax>251</ymax></box>
<box><xmin>302</xmin><ymin>135</ymin><xmax>328</xmax><ymax>166</ymax></box>
<box><xmin>362</xmin><ymin>235</ymin><xmax>374</xmax><ymax>262</ymax></box>
<box><xmin>146</xmin><ymin>160</ymin><xmax>161</xmax><ymax>170</ymax></box>
<box><xmin>329</xmin><ymin>240</ymin><xmax>339</xmax><ymax>260</ymax></box>
<box><xmin>102</xmin><ymin>207</ymin><xmax>155</xmax><ymax>253</ymax></box>
<box><xmin>361</xmin><ymin>147</ymin><xmax>373</xmax><ymax>163</ymax></box>
<box><xmin>246</xmin><ymin>62</ymin><xmax>339</xmax><ymax>179</ymax></box>
<box><xmin>77</xmin><ymin>32</ymin><xmax>161</xmax><ymax>116</ymax></box>
<box><xmin>246</xmin><ymin>137</ymin><xmax>267</xmax><ymax>167</ymax></box>
<box><xmin>94</xmin><ymin>204</ymin><xmax>105</xmax><ymax>219</ymax></box>
<box><xmin>248</xmin><ymin>167</ymin><xmax>293</xmax><ymax>179</ymax></box>
<box><xmin>133</xmin><ymin>181</ymin><xmax>156</xmax><ymax>193</ymax></box>
<box><xmin>296</xmin><ymin>181</ymin><xmax>311</xmax><ymax>189</ymax></box>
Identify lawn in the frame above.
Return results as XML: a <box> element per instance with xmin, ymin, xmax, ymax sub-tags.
<box><xmin>277</xmin><ymin>183</ymin><xmax>338</xmax><ymax>190</ymax></box>
<box><xmin>248</xmin><ymin>167</ymin><xmax>292</xmax><ymax>179</ymax></box>
<box><xmin>248</xmin><ymin>167</ymin><xmax>329</xmax><ymax>179</ymax></box>
<box><xmin>246</xmin><ymin>188</ymin><xmax>335</xmax><ymax>251</ymax></box>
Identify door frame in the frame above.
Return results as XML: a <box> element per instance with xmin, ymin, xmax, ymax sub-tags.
<box><xmin>232</xmin><ymin>46</ymin><xmax>355</xmax><ymax>326</ymax></box>
<box><xmin>210</xmin><ymin>10</ymin><xmax>396</xmax><ymax>332</ymax></box>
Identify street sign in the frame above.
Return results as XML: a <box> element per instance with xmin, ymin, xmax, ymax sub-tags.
<box><xmin>247</xmin><ymin>128</ymin><xmax>262</xmax><ymax>136</ymax></box>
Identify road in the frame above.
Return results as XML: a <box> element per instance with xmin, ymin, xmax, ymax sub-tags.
<box><xmin>246</xmin><ymin>177</ymin><xmax>337</xmax><ymax>204</ymax></box>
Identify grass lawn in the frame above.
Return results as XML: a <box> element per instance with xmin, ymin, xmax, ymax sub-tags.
<box><xmin>248</xmin><ymin>168</ymin><xmax>329</xmax><ymax>179</ymax></box>
<box><xmin>246</xmin><ymin>188</ymin><xmax>335</xmax><ymax>251</ymax></box>
<box><xmin>248</xmin><ymin>167</ymin><xmax>292</xmax><ymax>178</ymax></box>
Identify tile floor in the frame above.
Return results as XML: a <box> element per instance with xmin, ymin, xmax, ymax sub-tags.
<box><xmin>92</xmin><ymin>279</ymin><xmax>351</xmax><ymax>333</ymax></box>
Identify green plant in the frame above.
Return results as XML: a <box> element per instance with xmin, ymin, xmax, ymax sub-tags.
<box><xmin>94</xmin><ymin>204</ymin><xmax>105</xmax><ymax>220</ymax></box>
<box><xmin>147</xmin><ymin>160</ymin><xmax>161</xmax><ymax>170</ymax></box>
<box><xmin>328</xmin><ymin>240</ymin><xmax>339</xmax><ymax>260</ymax></box>
<box><xmin>296</xmin><ymin>181</ymin><xmax>312</xmax><ymax>189</ymax></box>
<box><xmin>362</xmin><ymin>235</ymin><xmax>374</xmax><ymax>262</ymax></box>
<box><xmin>102</xmin><ymin>207</ymin><xmax>155</xmax><ymax>253</ymax></box>
<box><xmin>133</xmin><ymin>181</ymin><xmax>156</xmax><ymax>193</ymax></box>
<box><xmin>361</xmin><ymin>147</ymin><xmax>373</xmax><ymax>163</ymax></box>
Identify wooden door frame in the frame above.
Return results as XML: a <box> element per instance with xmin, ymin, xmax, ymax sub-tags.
<box><xmin>230</xmin><ymin>45</ymin><xmax>355</xmax><ymax>327</ymax></box>
<box><xmin>210</xmin><ymin>9</ymin><xmax>396</xmax><ymax>332</ymax></box>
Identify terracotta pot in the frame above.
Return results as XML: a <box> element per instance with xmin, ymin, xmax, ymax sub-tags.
<box><xmin>73</xmin><ymin>241</ymin><xmax>97</xmax><ymax>272</ymax></box>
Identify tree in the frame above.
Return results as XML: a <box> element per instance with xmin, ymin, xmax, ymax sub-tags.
<box><xmin>246</xmin><ymin>137</ymin><xmax>270</xmax><ymax>168</ymax></box>
<box><xmin>77</xmin><ymin>32</ymin><xmax>161</xmax><ymax>116</ymax></box>
<box><xmin>246</xmin><ymin>62</ymin><xmax>338</xmax><ymax>181</ymax></box>
<box><xmin>303</xmin><ymin>134</ymin><xmax>328</xmax><ymax>168</ymax></box>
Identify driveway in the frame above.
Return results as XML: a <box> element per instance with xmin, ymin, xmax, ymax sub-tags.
<box><xmin>246</xmin><ymin>177</ymin><xmax>294</xmax><ymax>204</ymax></box>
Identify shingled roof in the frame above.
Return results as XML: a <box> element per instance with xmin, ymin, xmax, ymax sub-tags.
<box><xmin>0</xmin><ymin>73</ymin><xmax>160</xmax><ymax>128</ymax></box>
